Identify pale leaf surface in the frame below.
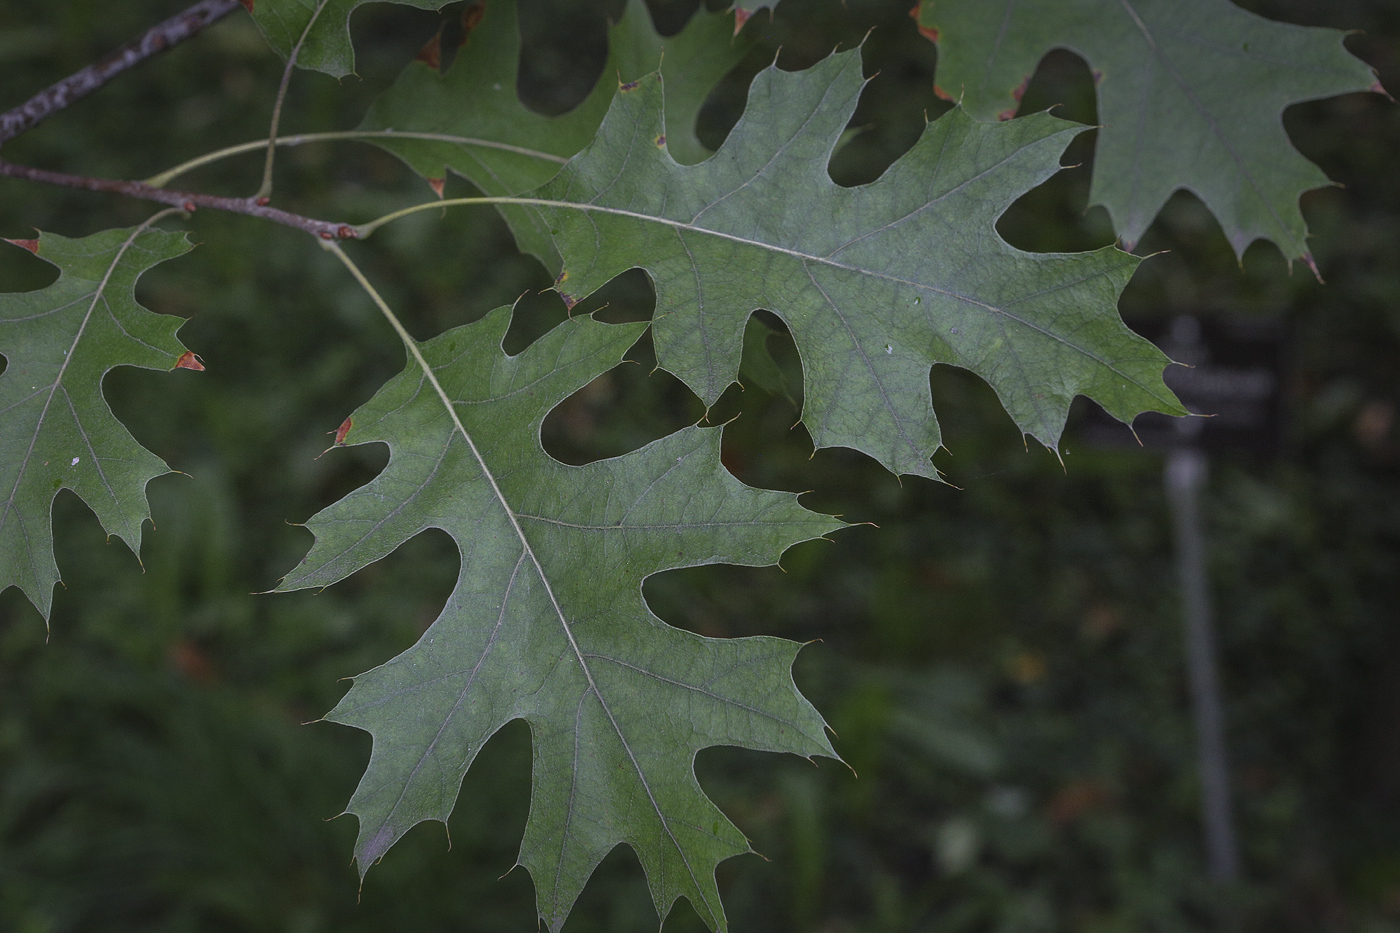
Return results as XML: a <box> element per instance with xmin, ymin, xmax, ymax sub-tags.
<box><xmin>278</xmin><ymin>307</ymin><xmax>839</xmax><ymax>931</ymax></box>
<box><xmin>533</xmin><ymin>52</ymin><xmax>1182</xmax><ymax>478</ymax></box>
<box><xmin>919</xmin><ymin>0</ymin><xmax>1378</xmax><ymax>259</ymax></box>
<box><xmin>0</xmin><ymin>228</ymin><xmax>195</xmax><ymax>618</ymax></box>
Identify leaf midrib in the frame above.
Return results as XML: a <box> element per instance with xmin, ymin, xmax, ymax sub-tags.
<box><xmin>0</xmin><ymin>222</ymin><xmax>157</xmax><ymax>595</ymax></box>
<box><xmin>499</xmin><ymin>196</ymin><xmax>1171</xmax><ymax>402</ymax></box>
<box><xmin>1113</xmin><ymin>0</ymin><xmax>1293</xmax><ymax>246</ymax></box>
<box><xmin>322</xmin><ymin>243</ymin><xmax>715</xmax><ymax>914</ymax></box>
<box><xmin>410</xmin><ymin>334</ymin><xmax>715</xmax><ymax>915</ymax></box>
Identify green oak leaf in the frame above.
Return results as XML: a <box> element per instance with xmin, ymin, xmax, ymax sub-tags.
<box><xmin>917</xmin><ymin>0</ymin><xmax>1379</xmax><ymax>261</ymax></box>
<box><xmin>251</xmin><ymin>0</ymin><xmax>454</xmax><ymax>78</ymax></box>
<box><xmin>0</xmin><ymin>227</ymin><xmax>197</xmax><ymax>619</ymax></box>
<box><xmin>530</xmin><ymin>51</ymin><xmax>1183</xmax><ymax>479</ymax></box>
<box><xmin>361</xmin><ymin>0</ymin><xmax>752</xmax><ymax>268</ymax></box>
<box><xmin>278</xmin><ymin>306</ymin><xmax>839</xmax><ymax>932</ymax></box>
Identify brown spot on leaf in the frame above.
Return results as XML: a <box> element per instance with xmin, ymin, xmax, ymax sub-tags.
<box><xmin>619</xmin><ymin>79</ymin><xmax>643</xmax><ymax>92</ymax></box>
<box><xmin>554</xmin><ymin>270</ymin><xmax>569</xmax><ymax>286</ymax></box>
<box><xmin>1010</xmin><ymin>74</ymin><xmax>1031</xmax><ymax>101</ymax></box>
<box><xmin>733</xmin><ymin>7</ymin><xmax>751</xmax><ymax>35</ymax></box>
<box><xmin>933</xmin><ymin>84</ymin><xmax>955</xmax><ymax>102</ymax></box>
<box><xmin>335</xmin><ymin>417</ymin><xmax>353</xmax><ymax>446</ymax></box>
<box><xmin>1092</xmin><ymin>68</ymin><xmax>1105</xmax><ymax>86</ymax></box>
<box><xmin>174</xmin><ymin>351</ymin><xmax>205</xmax><ymax>372</ymax></box>
<box><xmin>416</xmin><ymin>27</ymin><xmax>443</xmax><ymax>71</ymax></box>
<box><xmin>461</xmin><ymin>2</ymin><xmax>485</xmax><ymax>40</ymax></box>
<box><xmin>655</xmin><ymin>134</ymin><xmax>666</xmax><ymax>148</ymax></box>
<box><xmin>909</xmin><ymin>7</ymin><xmax>938</xmax><ymax>43</ymax></box>
<box><xmin>428</xmin><ymin>177</ymin><xmax>446</xmax><ymax>198</ymax></box>
<box><xmin>560</xmin><ymin>293</ymin><xmax>579</xmax><ymax>311</ymax></box>
<box><xmin>3</xmin><ymin>238</ymin><xmax>38</xmax><ymax>254</ymax></box>
<box><xmin>996</xmin><ymin>107</ymin><xmax>1017</xmax><ymax>121</ymax></box>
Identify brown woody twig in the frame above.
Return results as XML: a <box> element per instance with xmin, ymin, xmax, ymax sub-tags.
<box><xmin>0</xmin><ymin>0</ymin><xmax>243</xmax><ymax>147</ymax></box>
<box><xmin>0</xmin><ymin>159</ymin><xmax>357</xmax><ymax>240</ymax></box>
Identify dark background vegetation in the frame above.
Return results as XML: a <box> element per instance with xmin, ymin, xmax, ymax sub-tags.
<box><xmin>1</xmin><ymin>0</ymin><xmax>1397</xmax><ymax>929</ymax></box>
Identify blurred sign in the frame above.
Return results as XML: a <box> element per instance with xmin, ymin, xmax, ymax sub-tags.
<box><xmin>1077</xmin><ymin>315</ymin><xmax>1283</xmax><ymax>455</ymax></box>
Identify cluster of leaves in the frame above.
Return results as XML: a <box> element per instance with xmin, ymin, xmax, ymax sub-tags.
<box><xmin>0</xmin><ymin>0</ymin><xmax>1381</xmax><ymax>928</ymax></box>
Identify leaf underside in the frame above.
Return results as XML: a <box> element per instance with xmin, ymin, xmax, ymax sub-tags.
<box><xmin>920</xmin><ymin>0</ymin><xmax>1378</xmax><ymax>260</ymax></box>
<box><xmin>279</xmin><ymin>308</ymin><xmax>839</xmax><ymax>931</ymax></box>
<box><xmin>0</xmin><ymin>228</ymin><xmax>195</xmax><ymax>619</ymax></box>
<box><xmin>530</xmin><ymin>51</ymin><xmax>1183</xmax><ymax>479</ymax></box>
<box><xmin>360</xmin><ymin>0</ymin><xmax>752</xmax><ymax>269</ymax></box>
<box><xmin>252</xmin><ymin>0</ymin><xmax>455</xmax><ymax>77</ymax></box>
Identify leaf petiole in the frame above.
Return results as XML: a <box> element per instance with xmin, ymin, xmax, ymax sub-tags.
<box><xmin>351</xmin><ymin>196</ymin><xmax>557</xmax><ymax>239</ymax></box>
<box><xmin>255</xmin><ymin>0</ymin><xmax>333</xmax><ymax>201</ymax></box>
<box><xmin>143</xmin><ymin>132</ymin><xmax>568</xmax><ymax>189</ymax></box>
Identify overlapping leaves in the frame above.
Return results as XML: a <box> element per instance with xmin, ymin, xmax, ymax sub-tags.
<box><xmin>250</xmin><ymin>0</ymin><xmax>454</xmax><ymax>77</ymax></box>
<box><xmin>528</xmin><ymin>51</ymin><xmax>1182</xmax><ymax>478</ymax></box>
<box><xmin>278</xmin><ymin>306</ymin><xmax>839</xmax><ymax>931</ymax></box>
<box><xmin>361</xmin><ymin>0</ymin><xmax>751</xmax><ymax>266</ymax></box>
<box><xmin>0</xmin><ymin>227</ymin><xmax>197</xmax><ymax>618</ymax></box>
<box><xmin>918</xmin><ymin>0</ymin><xmax>1379</xmax><ymax>260</ymax></box>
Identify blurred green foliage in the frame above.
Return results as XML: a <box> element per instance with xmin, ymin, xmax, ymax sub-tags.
<box><xmin>0</xmin><ymin>0</ymin><xmax>1398</xmax><ymax>930</ymax></box>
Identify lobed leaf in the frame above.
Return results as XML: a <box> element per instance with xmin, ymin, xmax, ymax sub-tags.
<box><xmin>279</xmin><ymin>306</ymin><xmax>839</xmax><ymax>931</ymax></box>
<box><xmin>361</xmin><ymin>0</ymin><xmax>752</xmax><ymax>268</ymax></box>
<box><xmin>251</xmin><ymin>0</ymin><xmax>455</xmax><ymax>77</ymax></box>
<box><xmin>918</xmin><ymin>0</ymin><xmax>1380</xmax><ymax>261</ymax></box>
<box><xmin>0</xmin><ymin>227</ymin><xmax>196</xmax><ymax>619</ymax></box>
<box><xmin>530</xmin><ymin>51</ymin><xmax>1183</xmax><ymax>478</ymax></box>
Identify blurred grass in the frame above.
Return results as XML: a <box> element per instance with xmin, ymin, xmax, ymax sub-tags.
<box><xmin>1</xmin><ymin>0</ymin><xmax>1398</xmax><ymax>931</ymax></box>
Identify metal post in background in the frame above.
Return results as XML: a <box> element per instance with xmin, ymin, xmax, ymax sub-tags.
<box><xmin>1166</xmin><ymin>444</ymin><xmax>1240</xmax><ymax>883</ymax></box>
<box><xmin>1080</xmin><ymin>312</ymin><xmax>1283</xmax><ymax>884</ymax></box>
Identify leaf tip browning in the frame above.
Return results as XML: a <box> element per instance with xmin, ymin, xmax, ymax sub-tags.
<box><xmin>335</xmin><ymin>417</ymin><xmax>354</xmax><ymax>445</ymax></box>
<box><xmin>416</xmin><ymin>27</ymin><xmax>444</xmax><ymax>71</ymax></box>
<box><xmin>909</xmin><ymin>6</ymin><xmax>938</xmax><ymax>43</ymax></box>
<box><xmin>237</xmin><ymin>0</ymin><xmax>253</xmax><ymax>11</ymax></box>
<box><xmin>3</xmin><ymin>237</ymin><xmax>39</xmax><ymax>255</ymax></box>
<box><xmin>427</xmin><ymin>177</ymin><xmax>446</xmax><ymax>198</ymax></box>
<box><xmin>460</xmin><ymin>2</ymin><xmax>485</xmax><ymax>40</ymax></box>
<box><xmin>173</xmin><ymin>351</ymin><xmax>205</xmax><ymax>371</ymax></box>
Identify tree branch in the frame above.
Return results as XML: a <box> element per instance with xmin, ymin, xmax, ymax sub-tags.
<box><xmin>0</xmin><ymin>0</ymin><xmax>243</xmax><ymax>148</ymax></box>
<box><xmin>0</xmin><ymin>159</ymin><xmax>357</xmax><ymax>240</ymax></box>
